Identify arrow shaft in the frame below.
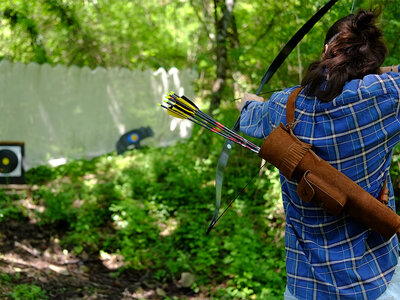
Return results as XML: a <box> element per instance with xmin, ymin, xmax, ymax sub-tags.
<box><xmin>166</xmin><ymin>95</ymin><xmax>260</xmax><ymax>151</ymax></box>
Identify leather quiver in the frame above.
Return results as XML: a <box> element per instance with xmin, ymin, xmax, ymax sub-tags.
<box><xmin>258</xmin><ymin>122</ymin><xmax>400</xmax><ymax>239</ymax></box>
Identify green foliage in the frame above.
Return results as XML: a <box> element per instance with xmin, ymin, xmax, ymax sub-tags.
<box><xmin>0</xmin><ymin>190</ymin><xmax>27</xmax><ymax>221</ymax></box>
<box><xmin>0</xmin><ymin>0</ymin><xmax>201</xmax><ymax>69</ymax></box>
<box><xmin>391</xmin><ymin>144</ymin><xmax>400</xmax><ymax>208</ymax></box>
<box><xmin>0</xmin><ymin>273</ymin><xmax>48</xmax><ymax>300</ymax></box>
<box><xmin>2</xmin><ymin>1</ymin><xmax>398</xmax><ymax>107</ymax></box>
<box><xmin>1</xmin><ymin>116</ymin><xmax>285</xmax><ymax>298</ymax></box>
<box><xmin>109</xmin><ymin>198</ymin><xmax>161</xmax><ymax>269</ymax></box>
<box><xmin>11</xmin><ymin>284</ymin><xmax>48</xmax><ymax>300</ymax></box>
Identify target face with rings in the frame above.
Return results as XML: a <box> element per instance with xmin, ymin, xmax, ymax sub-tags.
<box><xmin>0</xmin><ymin>150</ymin><xmax>18</xmax><ymax>173</ymax></box>
<box><xmin>0</xmin><ymin>143</ymin><xmax>25</xmax><ymax>184</ymax></box>
<box><xmin>116</xmin><ymin>127</ymin><xmax>153</xmax><ymax>155</ymax></box>
<box><xmin>127</xmin><ymin>133</ymin><xmax>140</xmax><ymax>143</ymax></box>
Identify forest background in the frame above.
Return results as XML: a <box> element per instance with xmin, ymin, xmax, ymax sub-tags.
<box><xmin>0</xmin><ymin>0</ymin><xmax>399</xmax><ymax>299</ymax></box>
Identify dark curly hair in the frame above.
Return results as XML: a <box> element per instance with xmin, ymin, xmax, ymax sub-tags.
<box><xmin>301</xmin><ymin>8</ymin><xmax>387</xmax><ymax>102</ymax></box>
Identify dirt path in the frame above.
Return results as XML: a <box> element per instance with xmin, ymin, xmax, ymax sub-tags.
<box><xmin>0</xmin><ymin>220</ymin><xmax>199</xmax><ymax>299</ymax></box>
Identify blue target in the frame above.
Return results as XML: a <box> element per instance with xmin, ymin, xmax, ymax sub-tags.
<box><xmin>116</xmin><ymin>127</ymin><xmax>154</xmax><ymax>154</ymax></box>
<box><xmin>127</xmin><ymin>133</ymin><xmax>140</xmax><ymax>143</ymax></box>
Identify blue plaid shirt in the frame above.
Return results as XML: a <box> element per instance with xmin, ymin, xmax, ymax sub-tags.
<box><xmin>240</xmin><ymin>71</ymin><xmax>400</xmax><ymax>300</ymax></box>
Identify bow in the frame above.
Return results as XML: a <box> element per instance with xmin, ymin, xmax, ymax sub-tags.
<box><xmin>207</xmin><ymin>0</ymin><xmax>341</xmax><ymax>234</ymax></box>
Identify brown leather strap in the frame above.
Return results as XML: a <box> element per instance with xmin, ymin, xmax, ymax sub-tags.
<box><xmin>285</xmin><ymin>86</ymin><xmax>390</xmax><ymax>206</ymax></box>
<box><xmin>378</xmin><ymin>175</ymin><xmax>389</xmax><ymax>204</ymax></box>
<box><xmin>286</xmin><ymin>87</ymin><xmax>304</xmax><ymax>124</ymax></box>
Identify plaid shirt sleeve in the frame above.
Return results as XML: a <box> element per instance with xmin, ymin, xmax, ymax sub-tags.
<box><xmin>239</xmin><ymin>100</ymin><xmax>272</xmax><ymax>139</ymax></box>
<box><xmin>240</xmin><ymin>70</ymin><xmax>400</xmax><ymax>300</ymax></box>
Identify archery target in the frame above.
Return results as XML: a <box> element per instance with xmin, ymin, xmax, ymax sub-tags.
<box><xmin>116</xmin><ymin>126</ymin><xmax>153</xmax><ymax>154</ymax></box>
<box><xmin>127</xmin><ymin>133</ymin><xmax>140</xmax><ymax>143</ymax></box>
<box><xmin>0</xmin><ymin>143</ymin><xmax>25</xmax><ymax>184</ymax></box>
<box><xmin>0</xmin><ymin>149</ymin><xmax>18</xmax><ymax>174</ymax></box>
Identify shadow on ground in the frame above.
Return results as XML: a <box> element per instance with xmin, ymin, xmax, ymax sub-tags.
<box><xmin>0</xmin><ymin>219</ymin><xmax>197</xmax><ymax>299</ymax></box>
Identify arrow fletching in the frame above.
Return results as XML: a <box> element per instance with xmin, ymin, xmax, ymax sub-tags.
<box><xmin>160</xmin><ymin>92</ymin><xmax>260</xmax><ymax>154</ymax></box>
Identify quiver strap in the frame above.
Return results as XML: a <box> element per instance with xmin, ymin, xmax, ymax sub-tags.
<box><xmin>258</xmin><ymin>87</ymin><xmax>400</xmax><ymax>239</ymax></box>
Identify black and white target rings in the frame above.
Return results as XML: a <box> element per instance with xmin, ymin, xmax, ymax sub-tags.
<box><xmin>0</xmin><ymin>149</ymin><xmax>18</xmax><ymax>173</ymax></box>
<box><xmin>0</xmin><ymin>142</ymin><xmax>25</xmax><ymax>184</ymax></box>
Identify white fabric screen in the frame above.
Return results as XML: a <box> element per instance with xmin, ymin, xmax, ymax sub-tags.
<box><xmin>0</xmin><ymin>60</ymin><xmax>196</xmax><ymax>168</ymax></box>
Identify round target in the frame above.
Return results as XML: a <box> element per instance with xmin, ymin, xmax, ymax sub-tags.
<box><xmin>0</xmin><ymin>149</ymin><xmax>18</xmax><ymax>174</ymax></box>
<box><xmin>127</xmin><ymin>133</ymin><xmax>140</xmax><ymax>143</ymax></box>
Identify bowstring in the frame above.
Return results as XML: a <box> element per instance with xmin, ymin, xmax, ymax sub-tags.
<box><xmin>207</xmin><ymin>160</ymin><xmax>267</xmax><ymax>233</ymax></box>
<box><xmin>351</xmin><ymin>0</ymin><xmax>356</xmax><ymax>13</ymax></box>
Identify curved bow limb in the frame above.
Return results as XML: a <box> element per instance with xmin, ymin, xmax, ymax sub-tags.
<box><xmin>207</xmin><ymin>0</ymin><xmax>341</xmax><ymax>234</ymax></box>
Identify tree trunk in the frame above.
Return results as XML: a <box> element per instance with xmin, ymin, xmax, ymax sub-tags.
<box><xmin>209</xmin><ymin>0</ymin><xmax>235</xmax><ymax>115</ymax></box>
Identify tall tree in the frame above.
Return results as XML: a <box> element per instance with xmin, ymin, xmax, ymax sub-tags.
<box><xmin>209</xmin><ymin>0</ymin><xmax>235</xmax><ymax>114</ymax></box>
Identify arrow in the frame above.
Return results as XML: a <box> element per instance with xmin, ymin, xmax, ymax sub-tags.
<box><xmin>161</xmin><ymin>93</ymin><xmax>260</xmax><ymax>153</ymax></box>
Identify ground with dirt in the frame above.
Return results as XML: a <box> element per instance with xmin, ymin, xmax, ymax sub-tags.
<box><xmin>0</xmin><ymin>219</ymin><xmax>200</xmax><ymax>299</ymax></box>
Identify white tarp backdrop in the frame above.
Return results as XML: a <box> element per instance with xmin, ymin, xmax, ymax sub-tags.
<box><xmin>0</xmin><ymin>60</ymin><xmax>196</xmax><ymax>169</ymax></box>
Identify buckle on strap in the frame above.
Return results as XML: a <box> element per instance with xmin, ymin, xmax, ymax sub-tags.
<box><xmin>285</xmin><ymin>120</ymin><xmax>301</xmax><ymax>132</ymax></box>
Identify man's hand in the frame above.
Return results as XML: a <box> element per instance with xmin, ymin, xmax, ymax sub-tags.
<box><xmin>236</xmin><ymin>92</ymin><xmax>264</xmax><ymax>112</ymax></box>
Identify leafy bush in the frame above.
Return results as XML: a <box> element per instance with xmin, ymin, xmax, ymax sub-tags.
<box><xmin>0</xmin><ymin>273</ymin><xmax>48</xmax><ymax>300</ymax></box>
<box><xmin>0</xmin><ymin>190</ymin><xmax>27</xmax><ymax>221</ymax></box>
<box><xmin>11</xmin><ymin>284</ymin><xmax>48</xmax><ymax>300</ymax></box>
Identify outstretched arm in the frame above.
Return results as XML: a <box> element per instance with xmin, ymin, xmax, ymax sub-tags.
<box><xmin>380</xmin><ymin>65</ymin><xmax>399</xmax><ymax>73</ymax></box>
<box><xmin>235</xmin><ymin>93</ymin><xmax>264</xmax><ymax>112</ymax></box>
